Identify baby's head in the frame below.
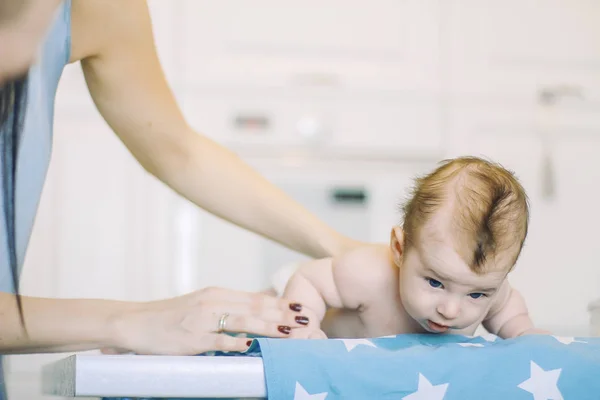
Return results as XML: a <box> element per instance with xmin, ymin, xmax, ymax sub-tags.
<box><xmin>390</xmin><ymin>156</ymin><xmax>529</xmax><ymax>334</ymax></box>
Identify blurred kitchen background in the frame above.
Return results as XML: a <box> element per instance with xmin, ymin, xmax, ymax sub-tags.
<box><xmin>7</xmin><ymin>1</ymin><xmax>600</xmax><ymax>398</ymax></box>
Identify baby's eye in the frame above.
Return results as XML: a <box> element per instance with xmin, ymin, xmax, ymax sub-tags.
<box><xmin>469</xmin><ymin>293</ymin><xmax>486</xmax><ymax>299</ymax></box>
<box><xmin>427</xmin><ymin>278</ymin><xmax>443</xmax><ymax>288</ymax></box>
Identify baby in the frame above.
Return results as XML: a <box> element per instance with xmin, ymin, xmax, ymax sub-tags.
<box><xmin>280</xmin><ymin>156</ymin><xmax>548</xmax><ymax>339</ymax></box>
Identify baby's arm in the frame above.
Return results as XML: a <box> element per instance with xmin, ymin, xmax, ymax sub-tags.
<box><xmin>282</xmin><ymin>257</ymin><xmax>344</xmax><ymax>325</ymax></box>
<box><xmin>483</xmin><ymin>281</ymin><xmax>550</xmax><ymax>338</ymax></box>
<box><xmin>282</xmin><ymin>245</ymin><xmax>384</xmax><ymax>338</ymax></box>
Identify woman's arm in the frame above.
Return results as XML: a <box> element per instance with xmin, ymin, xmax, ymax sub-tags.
<box><xmin>70</xmin><ymin>0</ymin><xmax>360</xmax><ymax>259</ymax></box>
<box><xmin>0</xmin><ymin>287</ymin><xmax>309</xmax><ymax>354</ymax></box>
<box><xmin>0</xmin><ymin>292</ymin><xmax>129</xmax><ymax>354</ymax></box>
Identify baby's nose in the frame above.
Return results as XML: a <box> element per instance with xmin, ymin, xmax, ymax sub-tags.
<box><xmin>437</xmin><ymin>299</ymin><xmax>461</xmax><ymax>320</ymax></box>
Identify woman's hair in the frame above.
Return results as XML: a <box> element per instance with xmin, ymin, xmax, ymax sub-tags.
<box><xmin>0</xmin><ymin>76</ymin><xmax>29</xmax><ymax>330</ymax></box>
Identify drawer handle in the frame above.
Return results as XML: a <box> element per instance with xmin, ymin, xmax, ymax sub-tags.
<box><xmin>331</xmin><ymin>188</ymin><xmax>367</xmax><ymax>205</ymax></box>
<box><xmin>538</xmin><ymin>84</ymin><xmax>584</xmax><ymax>105</ymax></box>
<box><xmin>233</xmin><ymin>114</ymin><xmax>270</xmax><ymax>131</ymax></box>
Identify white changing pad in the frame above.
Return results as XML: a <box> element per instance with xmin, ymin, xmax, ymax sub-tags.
<box><xmin>42</xmin><ymin>354</ymin><xmax>267</xmax><ymax>398</ymax></box>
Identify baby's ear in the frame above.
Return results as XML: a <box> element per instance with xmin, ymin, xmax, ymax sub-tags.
<box><xmin>390</xmin><ymin>226</ymin><xmax>405</xmax><ymax>267</ymax></box>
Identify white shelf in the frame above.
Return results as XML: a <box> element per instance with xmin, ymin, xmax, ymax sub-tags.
<box><xmin>42</xmin><ymin>354</ymin><xmax>267</xmax><ymax>399</ymax></box>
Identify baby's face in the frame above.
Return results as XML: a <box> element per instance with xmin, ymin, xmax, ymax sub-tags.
<box><xmin>398</xmin><ymin>235</ymin><xmax>510</xmax><ymax>334</ymax></box>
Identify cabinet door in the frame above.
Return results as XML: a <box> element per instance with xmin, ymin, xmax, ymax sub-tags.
<box><xmin>445</xmin><ymin>0</ymin><xmax>600</xmax><ymax>99</ymax></box>
<box><xmin>45</xmin><ymin>112</ymin><xmax>144</xmax><ymax>300</ymax></box>
<box><xmin>179</xmin><ymin>0</ymin><xmax>444</xmax><ymax>156</ymax></box>
<box><xmin>182</xmin><ymin>89</ymin><xmax>444</xmax><ymax>157</ymax></box>
<box><xmin>46</xmin><ymin>108</ymin><xmax>183</xmax><ymax>302</ymax></box>
<box><xmin>179</xmin><ymin>0</ymin><xmax>441</xmax><ymax>92</ymax></box>
<box><xmin>536</xmin><ymin>134</ymin><xmax>600</xmax><ymax>335</ymax></box>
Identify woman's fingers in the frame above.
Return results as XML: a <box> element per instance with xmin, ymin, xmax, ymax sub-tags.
<box><xmin>185</xmin><ymin>307</ymin><xmax>298</xmax><ymax>338</ymax></box>
<box><xmin>194</xmin><ymin>287</ymin><xmax>315</xmax><ymax>334</ymax></box>
<box><xmin>198</xmin><ymin>333</ymin><xmax>253</xmax><ymax>354</ymax></box>
<box><xmin>198</xmin><ymin>287</ymin><xmax>304</xmax><ymax>314</ymax></box>
<box><xmin>205</xmin><ymin>301</ymin><xmax>311</xmax><ymax>329</ymax></box>
<box><xmin>213</xmin><ymin>312</ymin><xmax>296</xmax><ymax>338</ymax></box>
<box><xmin>182</xmin><ymin>299</ymin><xmax>312</xmax><ymax>338</ymax></box>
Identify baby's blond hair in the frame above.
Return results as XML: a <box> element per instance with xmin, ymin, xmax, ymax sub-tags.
<box><xmin>401</xmin><ymin>156</ymin><xmax>529</xmax><ymax>274</ymax></box>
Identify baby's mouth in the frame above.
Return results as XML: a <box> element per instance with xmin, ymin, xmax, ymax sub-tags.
<box><xmin>426</xmin><ymin>320</ymin><xmax>450</xmax><ymax>333</ymax></box>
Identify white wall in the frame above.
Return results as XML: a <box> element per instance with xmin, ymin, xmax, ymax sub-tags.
<box><xmin>6</xmin><ymin>1</ymin><xmax>600</xmax><ymax>398</ymax></box>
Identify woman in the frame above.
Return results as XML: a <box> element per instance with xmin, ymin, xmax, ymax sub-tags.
<box><xmin>0</xmin><ymin>0</ymin><xmax>361</xmax><ymax>396</ymax></box>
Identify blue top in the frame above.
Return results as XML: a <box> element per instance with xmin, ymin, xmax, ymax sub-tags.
<box><xmin>0</xmin><ymin>1</ymin><xmax>71</xmax><ymax>293</ymax></box>
<box><xmin>0</xmin><ymin>2</ymin><xmax>70</xmax><ymax>398</ymax></box>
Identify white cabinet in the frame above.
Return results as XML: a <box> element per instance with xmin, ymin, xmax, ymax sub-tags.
<box><xmin>444</xmin><ymin>0</ymin><xmax>600</xmax><ymax>333</ymax></box>
<box><xmin>44</xmin><ymin>112</ymin><xmax>146</xmax><ymax>301</ymax></box>
<box><xmin>541</xmin><ymin>135</ymin><xmax>600</xmax><ymax>334</ymax></box>
<box><xmin>178</xmin><ymin>0</ymin><xmax>444</xmax><ymax>156</ymax></box>
<box><xmin>444</xmin><ymin>0</ymin><xmax>600</xmax><ymax>99</ymax></box>
<box><xmin>182</xmin><ymin>89</ymin><xmax>444</xmax><ymax>158</ymax></box>
<box><xmin>449</xmin><ymin>101</ymin><xmax>600</xmax><ymax>335</ymax></box>
<box><xmin>179</xmin><ymin>0</ymin><xmax>441</xmax><ymax>92</ymax></box>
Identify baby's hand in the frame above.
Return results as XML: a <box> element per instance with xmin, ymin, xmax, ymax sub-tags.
<box><xmin>289</xmin><ymin>326</ymin><xmax>328</xmax><ymax>339</ymax></box>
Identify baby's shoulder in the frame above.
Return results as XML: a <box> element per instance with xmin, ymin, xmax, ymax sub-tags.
<box><xmin>333</xmin><ymin>244</ymin><xmax>395</xmax><ymax>285</ymax></box>
<box><xmin>332</xmin><ymin>244</ymin><xmax>396</xmax><ymax>309</ymax></box>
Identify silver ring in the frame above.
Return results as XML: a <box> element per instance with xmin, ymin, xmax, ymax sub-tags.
<box><xmin>217</xmin><ymin>313</ymin><xmax>229</xmax><ymax>333</ymax></box>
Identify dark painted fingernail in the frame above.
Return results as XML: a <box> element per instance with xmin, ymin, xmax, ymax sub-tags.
<box><xmin>289</xmin><ymin>303</ymin><xmax>302</xmax><ymax>312</ymax></box>
<box><xmin>295</xmin><ymin>316</ymin><xmax>309</xmax><ymax>325</ymax></box>
<box><xmin>246</xmin><ymin>340</ymin><xmax>253</xmax><ymax>347</ymax></box>
<box><xmin>278</xmin><ymin>325</ymin><xmax>291</xmax><ymax>334</ymax></box>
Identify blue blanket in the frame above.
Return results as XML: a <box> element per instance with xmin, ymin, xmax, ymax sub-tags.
<box><xmin>106</xmin><ymin>333</ymin><xmax>600</xmax><ymax>399</ymax></box>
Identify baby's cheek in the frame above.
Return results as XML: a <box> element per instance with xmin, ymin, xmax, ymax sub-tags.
<box><xmin>401</xmin><ymin>282</ymin><xmax>431</xmax><ymax>314</ymax></box>
<box><xmin>400</xmin><ymin>274</ymin><xmax>421</xmax><ymax>295</ymax></box>
<box><xmin>465</xmin><ymin>301</ymin><xmax>490</xmax><ymax>322</ymax></box>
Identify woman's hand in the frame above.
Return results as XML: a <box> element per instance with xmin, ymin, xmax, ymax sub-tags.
<box><xmin>104</xmin><ymin>287</ymin><xmax>310</xmax><ymax>355</ymax></box>
<box><xmin>288</xmin><ymin>327</ymin><xmax>328</xmax><ymax>340</ymax></box>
